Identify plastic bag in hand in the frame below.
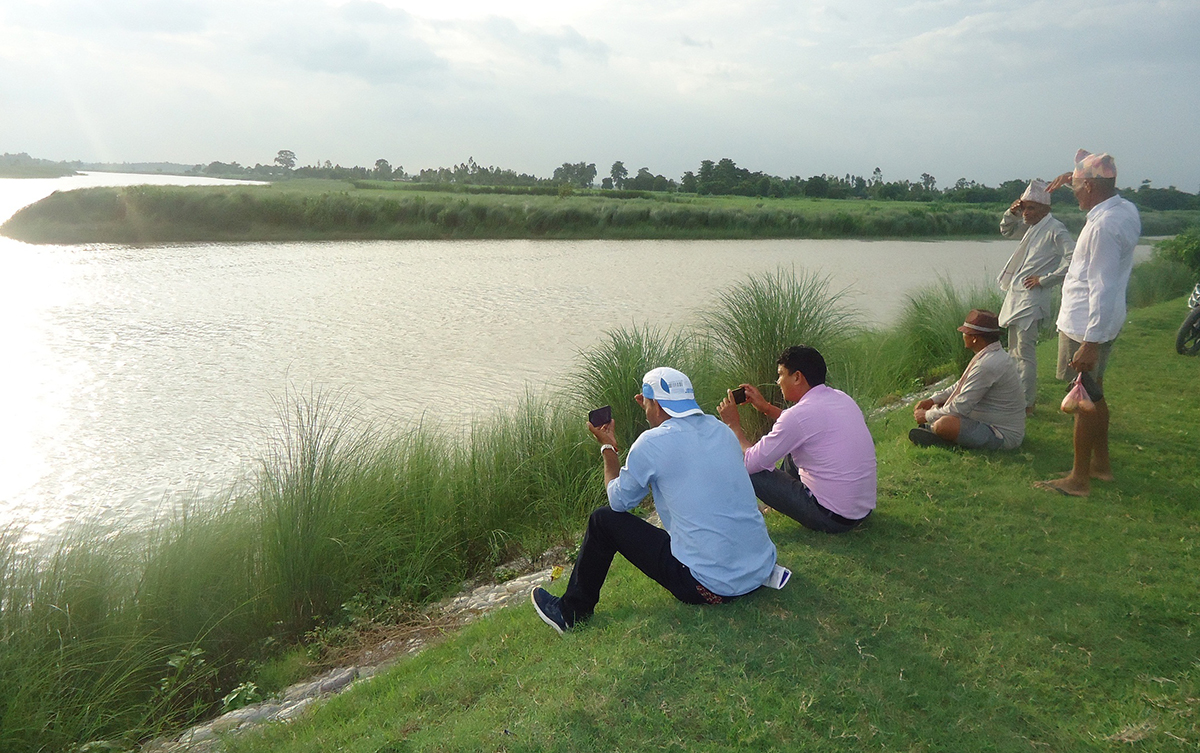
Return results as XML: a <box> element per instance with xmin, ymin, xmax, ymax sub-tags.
<box><xmin>1060</xmin><ymin>375</ymin><xmax>1095</xmax><ymax>413</ymax></box>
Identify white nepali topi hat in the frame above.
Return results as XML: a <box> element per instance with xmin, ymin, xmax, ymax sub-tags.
<box><xmin>1020</xmin><ymin>179</ymin><xmax>1051</xmax><ymax>205</ymax></box>
<box><xmin>640</xmin><ymin>367</ymin><xmax>703</xmax><ymax>418</ymax></box>
<box><xmin>1073</xmin><ymin>149</ymin><xmax>1117</xmax><ymax>180</ymax></box>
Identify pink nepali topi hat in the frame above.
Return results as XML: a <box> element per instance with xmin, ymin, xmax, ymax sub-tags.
<box><xmin>1073</xmin><ymin>149</ymin><xmax>1117</xmax><ymax>180</ymax></box>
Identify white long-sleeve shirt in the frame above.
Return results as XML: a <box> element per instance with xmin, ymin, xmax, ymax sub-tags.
<box><xmin>1055</xmin><ymin>194</ymin><xmax>1141</xmax><ymax>343</ymax></box>
<box><xmin>997</xmin><ymin>210</ymin><xmax>1074</xmax><ymax>327</ymax></box>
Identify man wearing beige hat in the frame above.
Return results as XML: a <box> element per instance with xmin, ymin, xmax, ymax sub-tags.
<box><xmin>910</xmin><ymin>309</ymin><xmax>1026</xmax><ymax>451</ymax></box>
<box><xmin>1037</xmin><ymin>150</ymin><xmax>1141</xmax><ymax>497</ymax></box>
<box><xmin>998</xmin><ymin>179</ymin><xmax>1075</xmax><ymax>414</ymax></box>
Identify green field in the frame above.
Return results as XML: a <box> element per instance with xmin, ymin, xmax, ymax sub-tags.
<box><xmin>5</xmin><ymin>179</ymin><xmax>1197</xmax><ymax>244</ymax></box>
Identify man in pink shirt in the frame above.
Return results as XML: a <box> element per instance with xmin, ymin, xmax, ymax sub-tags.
<box><xmin>718</xmin><ymin>345</ymin><xmax>877</xmax><ymax>533</ymax></box>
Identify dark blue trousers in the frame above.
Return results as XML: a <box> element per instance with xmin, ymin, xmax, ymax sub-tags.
<box><xmin>559</xmin><ymin>507</ymin><xmax>731</xmax><ymax>626</ymax></box>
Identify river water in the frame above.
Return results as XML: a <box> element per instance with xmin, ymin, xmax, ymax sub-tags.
<box><xmin>0</xmin><ymin>174</ymin><xmax>1140</xmax><ymax>539</ymax></box>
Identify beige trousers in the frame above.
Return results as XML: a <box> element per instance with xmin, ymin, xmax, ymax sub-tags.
<box><xmin>1007</xmin><ymin>319</ymin><xmax>1039</xmax><ymax>408</ymax></box>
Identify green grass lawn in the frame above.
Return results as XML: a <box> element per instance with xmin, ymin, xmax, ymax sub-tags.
<box><xmin>224</xmin><ymin>300</ymin><xmax>1199</xmax><ymax>753</ymax></box>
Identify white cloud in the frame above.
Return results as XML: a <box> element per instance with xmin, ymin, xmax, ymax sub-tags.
<box><xmin>0</xmin><ymin>0</ymin><xmax>1197</xmax><ymax>189</ymax></box>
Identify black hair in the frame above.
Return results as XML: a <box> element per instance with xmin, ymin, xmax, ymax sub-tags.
<box><xmin>976</xmin><ymin>330</ymin><xmax>1002</xmax><ymax>344</ymax></box>
<box><xmin>777</xmin><ymin>345</ymin><xmax>826</xmax><ymax>386</ymax></box>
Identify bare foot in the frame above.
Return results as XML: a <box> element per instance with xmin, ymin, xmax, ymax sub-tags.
<box><xmin>1090</xmin><ymin>470</ymin><xmax>1115</xmax><ymax>482</ymax></box>
<box><xmin>1034</xmin><ymin>477</ymin><xmax>1089</xmax><ymax>497</ymax></box>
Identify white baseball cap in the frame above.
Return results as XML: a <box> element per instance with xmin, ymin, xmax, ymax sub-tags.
<box><xmin>640</xmin><ymin>367</ymin><xmax>703</xmax><ymax>418</ymax></box>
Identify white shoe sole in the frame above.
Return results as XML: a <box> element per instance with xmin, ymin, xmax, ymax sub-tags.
<box><xmin>530</xmin><ymin>587</ymin><xmax>565</xmax><ymax>635</ymax></box>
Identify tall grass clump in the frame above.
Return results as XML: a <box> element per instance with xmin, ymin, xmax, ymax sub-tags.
<box><xmin>0</xmin><ymin>524</ymin><xmax>226</xmax><ymax>752</ymax></box>
<box><xmin>256</xmin><ymin>391</ymin><xmax>376</xmax><ymax>630</ymax></box>
<box><xmin>700</xmin><ymin>268</ymin><xmax>858</xmax><ymax>431</ymax></box>
<box><xmin>251</xmin><ymin>390</ymin><xmax>602</xmax><ymax>619</ymax></box>
<box><xmin>136</xmin><ymin>497</ymin><xmax>266</xmax><ymax>668</ymax></box>
<box><xmin>573</xmin><ymin>326</ymin><xmax>699</xmax><ymax>450</ymax></box>
<box><xmin>1125</xmin><ymin>227</ymin><xmax>1200</xmax><ymax>309</ymax></box>
<box><xmin>456</xmin><ymin>392</ymin><xmax>603</xmax><ymax>559</ymax></box>
<box><xmin>1126</xmin><ymin>257</ymin><xmax>1195</xmax><ymax>308</ymax></box>
<box><xmin>893</xmin><ymin>277</ymin><xmax>1004</xmax><ymax>377</ymax></box>
<box><xmin>0</xmin><ymin>387</ymin><xmax>608</xmax><ymax>753</ymax></box>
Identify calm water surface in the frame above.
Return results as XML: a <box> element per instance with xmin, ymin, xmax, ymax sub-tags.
<box><xmin>0</xmin><ymin>174</ymin><xmax>1140</xmax><ymax>538</ymax></box>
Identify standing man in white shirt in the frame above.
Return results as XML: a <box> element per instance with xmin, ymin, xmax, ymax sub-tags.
<box><xmin>997</xmin><ymin>179</ymin><xmax>1074</xmax><ymax>414</ymax></box>
<box><xmin>1037</xmin><ymin>149</ymin><xmax>1141</xmax><ymax>497</ymax></box>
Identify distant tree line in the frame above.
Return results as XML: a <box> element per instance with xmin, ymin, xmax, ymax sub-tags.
<box><xmin>405</xmin><ymin>154</ymin><xmax>1200</xmax><ymax>209</ymax></box>
<box><xmin>0</xmin><ymin>152</ymin><xmax>77</xmax><ymax>178</ymax></box>
<box><xmin>686</xmin><ymin>158</ymin><xmax>1036</xmax><ymax>205</ymax></box>
<box><xmin>20</xmin><ymin>147</ymin><xmax>1195</xmax><ymax>209</ymax></box>
<box><xmin>417</xmin><ymin>157</ymin><xmax>541</xmax><ymax>186</ymax></box>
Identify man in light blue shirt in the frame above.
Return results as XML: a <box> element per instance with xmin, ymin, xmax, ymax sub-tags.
<box><xmin>531</xmin><ymin>367</ymin><xmax>778</xmax><ymax>633</ymax></box>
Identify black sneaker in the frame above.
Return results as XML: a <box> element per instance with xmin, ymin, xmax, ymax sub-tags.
<box><xmin>531</xmin><ymin>587</ymin><xmax>570</xmax><ymax>634</ymax></box>
<box><xmin>909</xmin><ymin>426</ymin><xmax>956</xmax><ymax>449</ymax></box>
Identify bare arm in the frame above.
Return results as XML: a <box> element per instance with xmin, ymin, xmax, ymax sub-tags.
<box><xmin>586</xmin><ymin>420</ymin><xmax>622</xmax><ymax>485</ymax></box>
<box><xmin>741</xmin><ymin>383</ymin><xmax>782</xmax><ymax>421</ymax></box>
<box><xmin>717</xmin><ymin>391</ymin><xmax>756</xmax><ymax>452</ymax></box>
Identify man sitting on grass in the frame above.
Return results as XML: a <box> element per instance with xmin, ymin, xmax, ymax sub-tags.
<box><xmin>910</xmin><ymin>309</ymin><xmax>1026</xmax><ymax>451</ymax></box>
<box><xmin>717</xmin><ymin>345</ymin><xmax>876</xmax><ymax>533</ymax></box>
<box><xmin>531</xmin><ymin>367</ymin><xmax>778</xmax><ymax>634</ymax></box>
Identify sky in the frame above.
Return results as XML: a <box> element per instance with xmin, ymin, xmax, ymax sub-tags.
<box><xmin>2</xmin><ymin>0</ymin><xmax>1198</xmax><ymax>190</ymax></box>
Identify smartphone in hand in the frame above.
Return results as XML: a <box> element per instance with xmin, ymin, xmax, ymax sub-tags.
<box><xmin>732</xmin><ymin>387</ymin><xmax>747</xmax><ymax>404</ymax></box>
<box><xmin>588</xmin><ymin>405</ymin><xmax>612</xmax><ymax>427</ymax></box>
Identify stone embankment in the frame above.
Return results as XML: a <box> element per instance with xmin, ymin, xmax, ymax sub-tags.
<box><xmin>142</xmin><ymin>550</ymin><xmax>572</xmax><ymax>753</ymax></box>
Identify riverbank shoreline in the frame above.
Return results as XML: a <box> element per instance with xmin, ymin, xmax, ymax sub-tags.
<box><xmin>6</xmin><ymin>182</ymin><xmax>1198</xmax><ymax>245</ymax></box>
<box><xmin>2</xmin><ymin>265</ymin><xmax>1195</xmax><ymax>753</ymax></box>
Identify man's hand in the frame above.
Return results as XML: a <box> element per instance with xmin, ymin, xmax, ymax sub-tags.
<box><xmin>738</xmin><ymin>383</ymin><xmax>782</xmax><ymax>420</ymax></box>
<box><xmin>1047</xmin><ymin>171</ymin><xmax>1074</xmax><ymax>193</ymax></box>
<box><xmin>1069</xmin><ymin>341</ymin><xmax>1099</xmax><ymax>373</ymax></box>
<box><xmin>586</xmin><ymin>419</ymin><xmax>618</xmax><ymax>451</ymax></box>
<box><xmin>719</xmin><ymin>388</ymin><xmax>757</xmax><ymax>452</ymax></box>
<box><xmin>914</xmin><ymin>398</ymin><xmax>934</xmax><ymax>425</ymax></box>
<box><xmin>1008</xmin><ymin>199</ymin><xmax>1024</xmax><ymax>214</ymax></box>
<box><xmin>587</xmin><ymin>419</ymin><xmax>622</xmax><ymax>486</ymax></box>
<box><xmin>717</xmin><ymin>391</ymin><xmax>742</xmax><ymax>429</ymax></box>
<box><xmin>1023</xmin><ymin>274</ymin><xmax>1042</xmax><ymax>289</ymax></box>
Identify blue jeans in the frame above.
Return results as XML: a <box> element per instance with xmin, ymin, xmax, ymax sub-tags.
<box><xmin>749</xmin><ymin>456</ymin><xmax>867</xmax><ymax>534</ymax></box>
